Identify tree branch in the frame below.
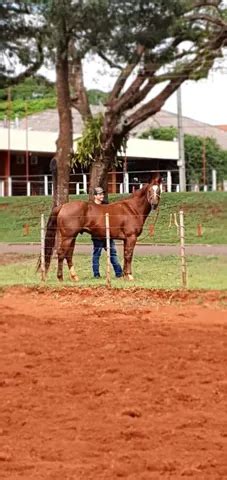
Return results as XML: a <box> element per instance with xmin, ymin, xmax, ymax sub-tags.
<box><xmin>186</xmin><ymin>13</ymin><xmax>225</xmax><ymax>27</ymax></box>
<box><xmin>124</xmin><ymin>51</ymin><xmax>217</xmax><ymax>132</ymax></box>
<box><xmin>106</xmin><ymin>44</ymin><xmax>145</xmax><ymax>105</ymax></box>
<box><xmin>97</xmin><ymin>50</ymin><xmax>122</xmax><ymax>70</ymax></box>
<box><xmin>108</xmin><ymin>35</ymin><xmax>197</xmax><ymax>116</ymax></box>
<box><xmin>183</xmin><ymin>0</ymin><xmax>221</xmax><ymax>14</ymax></box>
<box><xmin>68</xmin><ymin>40</ymin><xmax>92</xmax><ymax>122</ymax></box>
<box><xmin>0</xmin><ymin>36</ymin><xmax>44</xmax><ymax>88</ymax></box>
<box><xmin>112</xmin><ymin>72</ymin><xmax>156</xmax><ymax>115</ymax></box>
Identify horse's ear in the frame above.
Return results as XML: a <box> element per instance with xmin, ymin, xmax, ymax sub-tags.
<box><xmin>149</xmin><ymin>172</ymin><xmax>162</xmax><ymax>185</ymax></box>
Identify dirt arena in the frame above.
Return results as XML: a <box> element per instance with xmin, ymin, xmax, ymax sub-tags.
<box><xmin>0</xmin><ymin>287</ymin><xmax>227</xmax><ymax>480</ymax></box>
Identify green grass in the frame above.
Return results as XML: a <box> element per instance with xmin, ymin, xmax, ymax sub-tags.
<box><xmin>1</xmin><ymin>254</ymin><xmax>227</xmax><ymax>290</ymax></box>
<box><xmin>0</xmin><ymin>192</ymin><xmax>227</xmax><ymax>244</ymax></box>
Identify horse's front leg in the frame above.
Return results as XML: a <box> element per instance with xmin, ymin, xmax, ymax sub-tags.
<box><xmin>123</xmin><ymin>235</ymin><xmax>137</xmax><ymax>281</ymax></box>
<box><xmin>66</xmin><ymin>237</ymin><xmax>79</xmax><ymax>281</ymax></box>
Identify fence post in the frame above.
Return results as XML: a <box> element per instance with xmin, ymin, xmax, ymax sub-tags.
<box><xmin>40</xmin><ymin>214</ymin><xmax>45</xmax><ymax>281</ymax></box>
<box><xmin>176</xmin><ymin>184</ymin><xmax>180</xmax><ymax>192</ymax></box>
<box><xmin>83</xmin><ymin>174</ymin><xmax>87</xmax><ymax>193</ymax></box>
<box><xmin>8</xmin><ymin>177</ymin><xmax>12</xmax><ymax>196</ymax></box>
<box><xmin>179</xmin><ymin>210</ymin><xmax>187</xmax><ymax>288</ymax></box>
<box><xmin>105</xmin><ymin>213</ymin><xmax>111</xmax><ymax>287</ymax></box>
<box><xmin>27</xmin><ymin>181</ymin><xmax>31</xmax><ymax>197</ymax></box>
<box><xmin>123</xmin><ymin>172</ymin><xmax>129</xmax><ymax>194</ymax></box>
<box><xmin>44</xmin><ymin>175</ymin><xmax>48</xmax><ymax>196</ymax></box>
<box><xmin>167</xmin><ymin>171</ymin><xmax>172</xmax><ymax>192</ymax></box>
<box><xmin>76</xmin><ymin>182</ymin><xmax>80</xmax><ymax>195</ymax></box>
<box><xmin>120</xmin><ymin>183</ymin><xmax>123</xmax><ymax>194</ymax></box>
<box><xmin>212</xmin><ymin>169</ymin><xmax>217</xmax><ymax>191</ymax></box>
<box><xmin>0</xmin><ymin>180</ymin><xmax>4</xmax><ymax>196</ymax></box>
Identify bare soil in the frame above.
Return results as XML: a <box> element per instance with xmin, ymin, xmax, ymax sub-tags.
<box><xmin>0</xmin><ymin>287</ymin><xmax>227</xmax><ymax>480</ymax></box>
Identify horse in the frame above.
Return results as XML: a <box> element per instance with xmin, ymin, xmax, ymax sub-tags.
<box><xmin>40</xmin><ymin>173</ymin><xmax>162</xmax><ymax>281</ymax></box>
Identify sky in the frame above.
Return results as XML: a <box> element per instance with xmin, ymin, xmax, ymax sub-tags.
<box><xmin>41</xmin><ymin>56</ymin><xmax>227</xmax><ymax>127</ymax></box>
<box><xmin>164</xmin><ymin>70</ymin><xmax>227</xmax><ymax>127</ymax></box>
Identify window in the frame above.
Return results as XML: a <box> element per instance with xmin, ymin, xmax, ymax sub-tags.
<box><xmin>30</xmin><ymin>155</ymin><xmax>38</xmax><ymax>165</ymax></box>
<box><xmin>16</xmin><ymin>155</ymin><xmax>25</xmax><ymax>165</ymax></box>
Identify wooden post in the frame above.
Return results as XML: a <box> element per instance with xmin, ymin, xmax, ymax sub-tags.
<box><xmin>41</xmin><ymin>214</ymin><xmax>45</xmax><ymax>281</ymax></box>
<box><xmin>197</xmin><ymin>224</ymin><xmax>203</xmax><ymax>237</ymax></box>
<box><xmin>23</xmin><ymin>223</ymin><xmax>30</xmax><ymax>236</ymax></box>
<box><xmin>179</xmin><ymin>210</ymin><xmax>187</xmax><ymax>288</ymax></box>
<box><xmin>105</xmin><ymin>213</ymin><xmax>111</xmax><ymax>287</ymax></box>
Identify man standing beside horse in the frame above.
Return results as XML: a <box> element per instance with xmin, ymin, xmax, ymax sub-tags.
<box><xmin>39</xmin><ymin>173</ymin><xmax>161</xmax><ymax>282</ymax></box>
<box><xmin>92</xmin><ymin>187</ymin><xmax>123</xmax><ymax>278</ymax></box>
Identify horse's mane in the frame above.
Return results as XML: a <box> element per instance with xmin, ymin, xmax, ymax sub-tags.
<box><xmin>109</xmin><ymin>183</ymin><xmax>148</xmax><ymax>205</ymax></box>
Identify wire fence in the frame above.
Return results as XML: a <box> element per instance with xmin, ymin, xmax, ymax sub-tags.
<box><xmin>0</xmin><ymin>190</ymin><xmax>226</xmax><ymax>289</ymax></box>
<box><xmin>0</xmin><ymin>193</ymin><xmax>227</xmax><ymax>244</ymax></box>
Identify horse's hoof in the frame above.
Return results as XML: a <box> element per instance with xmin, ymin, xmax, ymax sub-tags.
<box><xmin>70</xmin><ymin>275</ymin><xmax>79</xmax><ymax>282</ymax></box>
<box><xmin>69</xmin><ymin>267</ymin><xmax>78</xmax><ymax>281</ymax></box>
<box><xmin>124</xmin><ymin>274</ymin><xmax>134</xmax><ymax>281</ymax></box>
<box><xmin>58</xmin><ymin>277</ymin><xmax>63</xmax><ymax>282</ymax></box>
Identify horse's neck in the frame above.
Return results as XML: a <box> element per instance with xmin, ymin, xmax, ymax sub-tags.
<box><xmin>130</xmin><ymin>188</ymin><xmax>151</xmax><ymax>218</ymax></box>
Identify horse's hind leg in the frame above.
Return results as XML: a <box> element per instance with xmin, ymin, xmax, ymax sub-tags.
<box><xmin>66</xmin><ymin>237</ymin><xmax>79</xmax><ymax>281</ymax></box>
<box><xmin>57</xmin><ymin>236</ymin><xmax>74</xmax><ymax>282</ymax></box>
<box><xmin>57</xmin><ymin>250</ymin><xmax>64</xmax><ymax>282</ymax></box>
<box><xmin>123</xmin><ymin>235</ymin><xmax>137</xmax><ymax>281</ymax></box>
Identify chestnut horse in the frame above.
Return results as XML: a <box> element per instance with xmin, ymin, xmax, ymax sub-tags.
<box><xmin>41</xmin><ymin>173</ymin><xmax>162</xmax><ymax>281</ymax></box>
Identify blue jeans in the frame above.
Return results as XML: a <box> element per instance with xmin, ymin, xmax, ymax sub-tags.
<box><xmin>92</xmin><ymin>238</ymin><xmax>123</xmax><ymax>277</ymax></box>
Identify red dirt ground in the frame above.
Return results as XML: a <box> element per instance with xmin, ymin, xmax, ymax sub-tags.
<box><xmin>0</xmin><ymin>287</ymin><xmax>227</xmax><ymax>480</ymax></box>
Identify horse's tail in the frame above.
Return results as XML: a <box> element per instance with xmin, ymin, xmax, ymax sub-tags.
<box><xmin>36</xmin><ymin>206</ymin><xmax>62</xmax><ymax>274</ymax></box>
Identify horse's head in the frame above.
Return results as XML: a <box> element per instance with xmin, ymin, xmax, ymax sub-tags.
<box><xmin>147</xmin><ymin>174</ymin><xmax>162</xmax><ymax>209</ymax></box>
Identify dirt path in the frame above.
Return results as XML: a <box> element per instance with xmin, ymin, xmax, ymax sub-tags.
<box><xmin>0</xmin><ymin>242</ymin><xmax>227</xmax><ymax>256</ymax></box>
<box><xmin>0</xmin><ymin>287</ymin><xmax>226</xmax><ymax>479</ymax></box>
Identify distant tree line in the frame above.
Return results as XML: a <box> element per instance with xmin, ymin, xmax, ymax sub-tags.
<box><xmin>140</xmin><ymin>127</ymin><xmax>227</xmax><ymax>186</ymax></box>
<box><xmin>0</xmin><ymin>77</ymin><xmax>108</xmax><ymax>119</ymax></box>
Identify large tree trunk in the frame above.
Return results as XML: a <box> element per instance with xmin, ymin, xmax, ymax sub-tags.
<box><xmin>89</xmin><ymin>158</ymin><xmax>110</xmax><ymax>198</ymax></box>
<box><xmin>88</xmin><ymin>108</ymin><xmax>124</xmax><ymax>198</ymax></box>
<box><xmin>89</xmin><ymin>117</ymin><xmax>118</xmax><ymax>199</ymax></box>
<box><xmin>54</xmin><ymin>45</ymin><xmax>73</xmax><ymax>206</ymax></box>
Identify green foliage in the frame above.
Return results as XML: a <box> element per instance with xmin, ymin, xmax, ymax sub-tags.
<box><xmin>87</xmin><ymin>89</ymin><xmax>108</xmax><ymax>105</ymax></box>
<box><xmin>0</xmin><ymin>2</ymin><xmax>45</xmax><ymax>87</ymax></box>
<box><xmin>184</xmin><ymin>135</ymin><xmax>227</xmax><ymax>185</ymax></box>
<box><xmin>0</xmin><ymin>76</ymin><xmax>56</xmax><ymax>119</ymax></box>
<box><xmin>140</xmin><ymin>127</ymin><xmax>227</xmax><ymax>185</ymax></box>
<box><xmin>0</xmin><ymin>79</ymin><xmax>108</xmax><ymax>120</ymax></box>
<box><xmin>0</xmin><ymin>97</ymin><xmax>57</xmax><ymax>120</ymax></box>
<box><xmin>74</xmin><ymin>114</ymin><xmax>104</xmax><ymax>167</ymax></box>
<box><xmin>0</xmin><ymin>76</ymin><xmax>55</xmax><ymax>101</ymax></box>
<box><xmin>140</xmin><ymin>126</ymin><xmax>178</xmax><ymax>141</ymax></box>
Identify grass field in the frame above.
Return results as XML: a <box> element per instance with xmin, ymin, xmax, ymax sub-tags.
<box><xmin>0</xmin><ymin>191</ymin><xmax>227</xmax><ymax>245</ymax></box>
<box><xmin>0</xmin><ymin>254</ymin><xmax>227</xmax><ymax>290</ymax></box>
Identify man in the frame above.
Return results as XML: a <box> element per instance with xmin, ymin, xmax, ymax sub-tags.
<box><xmin>92</xmin><ymin>187</ymin><xmax>123</xmax><ymax>279</ymax></box>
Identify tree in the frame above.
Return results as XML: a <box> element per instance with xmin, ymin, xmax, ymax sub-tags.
<box><xmin>1</xmin><ymin>1</ymin><xmax>227</xmax><ymax>202</ymax></box>
<box><xmin>140</xmin><ymin>126</ymin><xmax>227</xmax><ymax>186</ymax></box>
<box><xmin>74</xmin><ymin>0</ymin><xmax>227</xmax><ymax>195</ymax></box>
<box><xmin>0</xmin><ymin>2</ymin><xmax>44</xmax><ymax>87</ymax></box>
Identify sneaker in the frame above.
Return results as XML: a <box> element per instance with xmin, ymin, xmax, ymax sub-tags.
<box><xmin>115</xmin><ymin>273</ymin><xmax>123</xmax><ymax>278</ymax></box>
<box><xmin>94</xmin><ymin>274</ymin><xmax>101</xmax><ymax>279</ymax></box>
